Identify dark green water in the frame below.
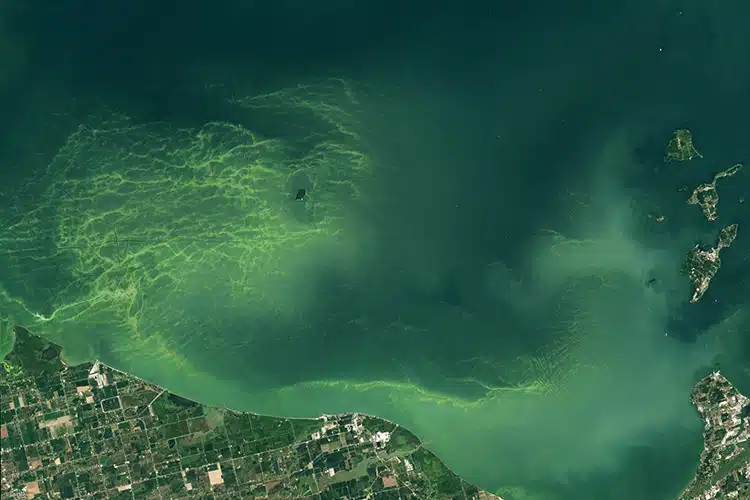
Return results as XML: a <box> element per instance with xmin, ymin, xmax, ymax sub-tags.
<box><xmin>2</xmin><ymin>1</ymin><xmax>749</xmax><ymax>498</ymax></box>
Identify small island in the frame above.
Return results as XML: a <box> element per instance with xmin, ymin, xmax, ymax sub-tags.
<box><xmin>681</xmin><ymin>223</ymin><xmax>738</xmax><ymax>303</ymax></box>
<box><xmin>665</xmin><ymin>129</ymin><xmax>703</xmax><ymax>162</ymax></box>
<box><xmin>687</xmin><ymin>164</ymin><xmax>744</xmax><ymax>221</ymax></box>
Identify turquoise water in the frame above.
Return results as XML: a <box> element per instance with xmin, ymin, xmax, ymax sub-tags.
<box><xmin>1</xmin><ymin>1</ymin><xmax>749</xmax><ymax>498</ymax></box>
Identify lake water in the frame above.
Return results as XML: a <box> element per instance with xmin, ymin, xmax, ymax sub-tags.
<box><xmin>1</xmin><ymin>1</ymin><xmax>749</xmax><ymax>498</ymax></box>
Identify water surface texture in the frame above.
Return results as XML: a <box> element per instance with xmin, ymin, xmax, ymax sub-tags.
<box><xmin>2</xmin><ymin>1</ymin><xmax>749</xmax><ymax>498</ymax></box>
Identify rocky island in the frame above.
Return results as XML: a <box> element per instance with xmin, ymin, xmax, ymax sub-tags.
<box><xmin>681</xmin><ymin>224</ymin><xmax>738</xmax><ymax>303</ymax></box>
<box><xmin>665</xmin><ymin>129</ymin><xmax>703</xmax><ymax>162</ymax></box>
<box><xmin>678</xmin><ymin>371</ymin><xmax>750</xmax><ymax>500</ymax></box>
<box><xmin>687</xmin><ymin>164</ymin><xmax>744</xmax><ymax>221</ymax></box>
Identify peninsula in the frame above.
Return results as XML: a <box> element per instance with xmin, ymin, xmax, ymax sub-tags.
<box><xmin>678</xmin><ymin>371</ymin><xmax>750</xmax><ymax>500</ymax></box>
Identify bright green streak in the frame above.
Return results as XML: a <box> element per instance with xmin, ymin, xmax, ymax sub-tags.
<box><xmin>0</xmin><ymin>80</ymin><xmax>368</xmax><ymax>369</ymax></box>
<box><xmin>0</xmin><ymin>79</ymin><xmax>719</xmax><ymax>498</ymax></box>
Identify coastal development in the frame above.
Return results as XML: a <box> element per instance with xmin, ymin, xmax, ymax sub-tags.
<box><xmin>3</xmin><ymin>328</ymin><xmax>749</xmax><ymax>499</ymax></box>
<box><xmin>669</xmin><ymin>129</ymin><xmax>749</xmax><ymax>496</ymax></box>
<box><xmin>0</xmin><ymin>328</ymin><xmax>499</xmax><ymax>499</ymax></box>
<box><xmin>678</xmin><ymin>372</ymin><xmax>750</xmax><ymax>500</ymax></box>
<box><xmin>687</xmin><ymin>164</ymin><xmax>744</xmax><ymax>221</ymax></box>
<box><xmin>665</xmin><ymin>129</ymin><xmax>703</xmax><ymax>162</ymax></box>
<box><xmin>664</xmin><ymin>130</ymin><xmax>742</xmax><ymax>305</ymax></box>
<box><xmin>682</xmin><ymin>224</ymin><xmax>739</xmax><ymax>303</ymax></box>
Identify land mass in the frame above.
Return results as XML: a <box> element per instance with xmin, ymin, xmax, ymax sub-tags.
<box><xmin>665</xmin><ymin>129</ymin><xmax>703</xmax><ymax>162</ymax></box>
<box><xmin>681</xmin><ymin>224</ymin><xmax>738</xmax><ymax>303</ymax></box>
<box><xmin>687</xmin><ymin>164</ymin><xmax>743</xmax><ymax>221</ymax></box>
<box><xmin>2</xmin><ymin>325</ymin><xmax>749</xmax><ymax>499</ymax></box>
<box><xmin>678</xmin><ymin>371</ymin><xmax>750</xmax><ymax>500</ymax></box>
<box><xmin>0</xmin><ymin>327</ymin><xmax>500</xmax><ymax>499</ymax></box>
